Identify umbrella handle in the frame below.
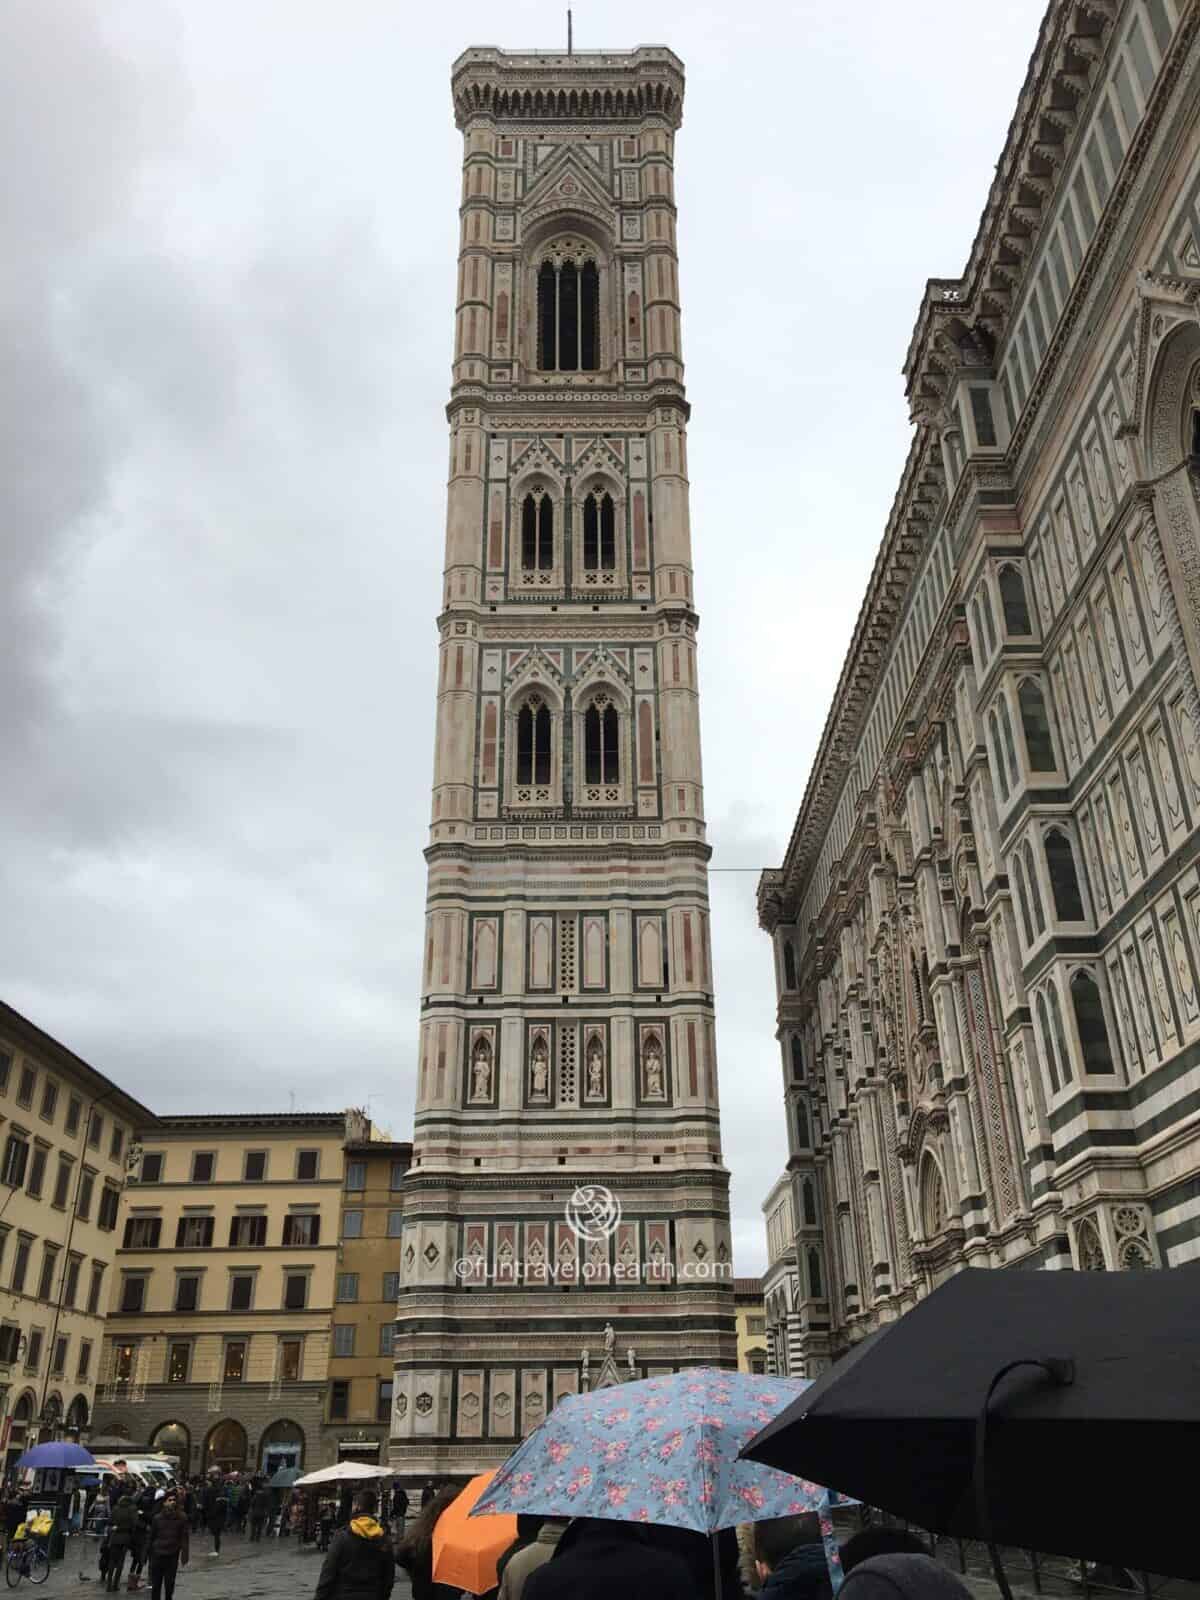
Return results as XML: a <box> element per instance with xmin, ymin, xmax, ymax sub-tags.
<box><xmin>974</xmin><ymin>1358</ymin><xmax>1075</xmax><ymax>1600</ymax></box>
<box><xmin>711</xmin><ymin>1531</ymin><xmax>722</xmax><ymax>1600</ymax></box>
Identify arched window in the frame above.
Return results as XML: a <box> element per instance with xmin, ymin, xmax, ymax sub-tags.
<box><xmin>802</xmin><ymin>1178</ymin><xmax>817</xmax><ymax>1226</ymax></box>
<box><xmin>205</xmin><ymin>1419</ymin><xmax>247</xmax><ymax>1474</ymax></box>
<box><xmin>1045</xmin><ymin>827</ymin><xmax>1085</xmax><ymax>920</ymax></box>
<box><xmin>997</xmin><ymin>695</ymin><xmax>1020</xmax><ymax>789</ymax></box>
<box><xmin>1012</xmin><ymin>851</ymin><xmax>1034</xmax><ymax>948</ymax></box>
<box><xmin>783</xmin><ymin>941</ymin><xmax>797</xmax><ymax>991</ymax></box>
<box><xmin>807</xmin><ymin>1247</ymin><xmax>823</xmax><ymax>1299</ymax></box>
<box><xmin>1048</xmin><ymin>979</ymin><xmax>1074</xmax><ymax>1085</ymax></box>
<box><xmin>920</xmin><ymin>1155</ymin><xmax>947</xmax><ymax>1238</ymax></box>
<box><xmin>999</xmin><ymin>564</ymin><xmax>1033</xmax><ymax>635</ymax></box>
<box><xmin>979</xmin><ymin>582</ymin><xmax>998</xmax><ymax>655</ymax></box>
<box><xmin>989</xmin><ymin>711</ymin><xmax>1010</xmax><ymax>801</ymax></box>
<box><xmin>790</xmin><ymin>1036</ymin><xmax>805</xmax><ymax>1081</ymax></box>
<box><xmin>516</xmin><ymin>698</ymin><xmax>552</xmax><ymax>786</ymax></box>
<box><xmin>537</xmin><ymin>254</ymin><xmax>599</xmax><ymax>371</ymax></box>
<box><xmin>584</xmin><ymin>699</ymin><xmax>619</xmax><ymax>784</ymax></box>
<box><xmin>1036</xmin><ymin>990</ymin><xmax>1061</xmax><ymax>1093</ymax></box>
<box><xmin>520</xmin><ymin>492</ymin><xmax>553</xmax><ymax>571</ymax></box>
<box><xmin>150</xmin><ymin>1420</ymin><xmax>190</xmax><ymax>1462</ymax></box>
<box><xmin>971</xmin><ymin>596</ymin><xmax>987</xmax><ymax>668</ymax></box>
<box><xmin>583</xmin><ymin>491</ymin><xmax>616</xmax><ymax>570</ymax></box>
<box><xmin>795</xmin><ymin>1099</ymin><xmax>809</xmax><ymax>1149</ymax></box>
<box><xmin>1076</xmin><ymin>1217</ymin><xmax>1106</xmax><ymax>1271</ymax></box>
<box><xmin>1019</xmin><ymin>679</ymin><xmax>1056</xmax><ymax>771</ymax></box>
<box><xmin>1022</xmin><ymin>840</ymin><xmax>1046</xmax><ymax>935</ymax></box>
<box><xmin>1071</xmin><ymin>970</ymin><xmax>1114</xmax><ymax>1074</ymax></box>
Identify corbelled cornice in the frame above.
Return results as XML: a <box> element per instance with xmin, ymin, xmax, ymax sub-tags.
<box><xmin>452</xmin><ymin>46</ymin><xmax>685</xmax><ymax>130</ymax></box>
<box><xmin>904</xmin><ymin>0</ymin><xmax>1118</xmax><ymax>422</ymax></box>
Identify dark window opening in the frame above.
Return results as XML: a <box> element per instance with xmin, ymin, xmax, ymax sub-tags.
<box><xmin>516</xmin><ymin>701</ymin><xmax>551</xmax><ymax>786</ymax></box>
<box><xmin>1019</xmin><ymin>679</ymin><xmax>1056</xmax><ymax>771</ymax></box>
<box><xmin>999</xmin><ymin>564</ymin><xmax>1032</xmax><ymax>635</ymax></box>
<box><xmin>1071</xmin><ymin>971</ymin><xmax>1115</xmax><ymax>1074</ymax></box>
<box><xmin>584</xmin><ymin>702</ymin><xmax>619</xmax><ymax>784</ymax></box>
<box><xmin>583</xmin><ymin>492</ymin><xmax>617</xmax><ymax>570</ymax></box>
<box><xmin>969</xmin><ymin>387</ymin><xmax>997</xmax><ymax>447</ymax></box>
<box><xmin>790</xmin><ymin>1036</ymin><xmax>805</xmax><ymax>1082</ymax></box>
<box><xmin>1045</xmin><ymin>827</ymin><xmax>1085</xmax><ymax>921</ymax></box>
<box><xmin>783</xmin><ymin>941</ymin><xmax>797</xmax><ymax>991</ymax></box>
<box><xmin>175</xmin><ymin>1275</ymin><xmax>199</xmax><ymax>1312</ymax></box>
<box><xmin>1023</xmin><ymin>841</ymin><xmax>1046</xmax><ymax>935</ymax></box>
<box><xmin>536</xmin><ymin>255</ymin><xmax>599</xmax><ymax>372</ymax></box>
<box><xmin>520</xmin><ymin>493</ymin><xmax>553</xmax><ymax>571</ymax></box>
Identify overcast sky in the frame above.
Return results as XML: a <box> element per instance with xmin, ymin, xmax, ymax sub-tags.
<box><xmin>2</xmin><ymin>1</ymin><xmax>1045</xmax><ymax>1274</ymax></box>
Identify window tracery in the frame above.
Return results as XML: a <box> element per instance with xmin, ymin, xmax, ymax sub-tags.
<box><xmin>536</xmin><ymin>241</ymin><xmax>600</xmax><ymax>371</ymax></box>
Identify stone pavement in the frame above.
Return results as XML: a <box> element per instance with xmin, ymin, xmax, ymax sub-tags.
<box><xmin>31</xmin><ymin>1536</ymin><xmax>416</xmax><ymax>1600</ymax></box>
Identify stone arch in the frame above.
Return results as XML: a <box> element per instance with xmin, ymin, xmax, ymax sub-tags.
<box><xmin>1075</xmin><ymin>1215</ymin><xmax>1106</xmax><ymax>1271</ymax></box>
<box><xmin>259</xmin><ymin>1418</ymin><xmax>305</xmax><ymax>1473</ymax></box>
<box><xmin>1142</xmin><ymin>315</ymin><xmax>1200</xmax><ymax>713</ymax></box>
<box><xmin>149</xmin><ymin>1420</ymin><xmax>190</xmax><ymax>1463</ymax></box>
<box><xmin>919</xmin><ymin>1151</ymin><xmax>949</xmax><ymax>1239</ymax></box>
<box><xmin>204</xmin><ymin>1418</ymin><xmax>247</xmax><ymax>1474</ymax></box>
<box><xmin>66</xmin><ymin>1394</ymin><xmax>89</xmax><ymax>1432</ymax></box>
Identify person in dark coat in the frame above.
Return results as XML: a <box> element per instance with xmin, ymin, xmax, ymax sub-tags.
<box><xmin>105</xmin><ymin>1494</ymin><xmax>138</xmax><ymax>1592</ymax></box>
<box><xmin>753</xmin><ymin>1513</ymin><xmax>832</xmax><ymax>1600</ymax></box>
<box><xmin>314</xmin><ymin>1489</ymin><xmax>395</xmax><ymax>1600</ymax></box>
<box><xmin>249</xmin><ymin>1484</ymin><xmax>270</xmax><ymax>1542</ymax></box>
<box><xmin>148</xmin><ymin>1490</ymin><xmax>190</xmax><ymax>1600</ymax></box>
<box><xmin>522</xmin><ymin>1517</ymin><xmax>694</xmax><ymax>1600</ymax></box>
<box><xmin>202</xmin><ymin>1478</ymin><xmax>227</xmax><ymax>1556</ymax></box>
<box><xmin>839</xmin><ymin>1554</ymin><xmax>973</xmax><ymax>1600</ymax></box>
<box><xmin>840</xmin><ymin>1530</ymin><xmax>930</xmax><ymax>1574</ymax></box>
<box><xmin>395</xmin><ymin>1485</ymin><xmax>460</xmax><ymax>1600</ymax></box>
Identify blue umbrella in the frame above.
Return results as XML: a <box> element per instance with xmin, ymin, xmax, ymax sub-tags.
<box><xmin>16</xmin><ymin>1443</ymin><xmax>96</xmax><ymax>1470</ymax></box>
<box><xmin>472</xmin><ymin>1369</ymin><xmax>846</xmax><ymax>1589</ymax></box>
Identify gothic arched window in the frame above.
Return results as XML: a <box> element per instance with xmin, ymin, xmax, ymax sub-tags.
<box><xmin>790</xmin><ymin>1036</ymin><xmax>805</xmax><ymax>1081</ymax></box>
<box><xmin>1071</xmin><ymin>970</ymin><xmax>1114</xmax><ymax>1074</ymax></box>
<box><xmin>537</xmin><ymin>254</ymin><xmax>599</xmax><ymax>371</ymax></box>
<box><xmin>584</xmin><ymin>699</ymin><xmax>619</xmax><ymax>784</ymax></box>
<box><xmin>1076</xmin><ymin>1216</ymin><xmax>1106</xmax><ymax>1271</ymax></box>
<box><xmin>989</xmin><ymin>711</ymin><xmax>1010</xmax><ymax>801</ymax></box>
<box><xmin>802</xmin><ymin>1178</ymin><xmax>817</xmax><ymax>1226</ymax></box>
<box><xmin>795</xmin><ymin>1099</ymin><xmax>810</xmax><ymax>1149</ymax></box>
<box><xmin>999</xmin><ymin>564</ymin><xmax>1033</xmax><ymax>635</ymax></box>
<box><xmin>516</xmin><ymin>699</ymin><xmax>552</xmax><ymax>786</ymax></box>
<box><xmin>1022</xmin><ymin>840</ymin><xmax>1046</xmax><ymax>935</ymax></box>
<box><xmin>583</xmin><ymin>491</ymin><xmax>616</xmax><ymax>570</ymax></box>
<box><xmin>997</xmin><ymin>695</ymin><xmax>1020</xmax><ymax>789</ymax></box>
<box><xmin>920</xmin><ymin>1155</ymin><xmax>947</xmax><ymax>1239</ymax></box>
<box><xmin>807</xmin><ymin>1247</ymin><xmax>823</xmax><ymax>1299</ymax></box>
<box><xmin>979</xmin><ymin>581</ymin><xmax>998</xmax><ymax>655</ymax></box>
<box><xmin>1036</xmin><ymin>990</ymin><xmax>1061</xmax><ymax>1094</ymax></box>
<box><xmin>1019</xmin><ymin>678</ymin><xmax>1056</xmax><ymax>771</ymax></box>
<box><xmin>521</xmin><ymin>492</ymin><xmax>554</xmax><ymax>571</ymax></box>
<box><xmin>783</xmin><ymin>941</ymin><xmax>797</xmax><ymax>991</ymax></box>
<box><xmin>1045</xmin><ymin>827</ymin><xmax>1085</xmax><ymax>921</ymax></box>
<box><xmin>1048</xmin><ymin>979</ymin><xmax>1074</xmax><ymax>1085</ymax></box>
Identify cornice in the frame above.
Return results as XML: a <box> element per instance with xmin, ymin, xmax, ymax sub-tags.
<box><xmin>451</xmin><ymin>47</ymin><xmax>685</xmax><ymax>132</ymax></box>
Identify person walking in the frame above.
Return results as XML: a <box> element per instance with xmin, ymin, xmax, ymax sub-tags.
<box><xmin>418</xmin><ymin>1480</ymin><xmax>435</xmax><ymax>1509</ymax></box>
<box><xmin>202</xmin><ymin>1477</ymin><xmax>227</xmax><ymax>1557</ymax></box>
<box><xmin>313</xmin><ymin>1488</ymin><xmax>395</xmax><ymax>1600</ymax></box>
<box><xmin>147</xmin><ymin>1489</ymin><xmax>189</xmax><ymax>1600</ymax></box>
<box><xmin>395</xmin><ymin>1486</ymin><xmax>461</xmax><ymax>1600</ymax></box>
<box><xmin>521</xmin><ymin>1518</ymin><xmax>696</xmax><ymax>1600</ymax></box>
<box><xmin>104</xmin><ymin>1494</ymin><xmax>138</xmax><ymax>1593</ymax></box>
<box><xmin>498</xmin><ymin>1518</ymin><xmax>567</xmax><ymax>1600</ymax></box>
<box><xmin>390</xmin><ymin>1485</ymin><xmax>408</xmax><ymax>1538</ymax></box>
<box><xmin>752</xmin><ymin>1513</ymin><xmax>832</xmax><ymax>1600</ymax></box>
<box><xmin>249</xmin><ymin>1483</ymin><xmax>270</xmax><ymax>1542</ymax></box>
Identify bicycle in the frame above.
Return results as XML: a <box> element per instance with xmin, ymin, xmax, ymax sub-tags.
<box><xmin>4</xmin><ymin>1539</ymin><xmax>49</xmax><ymax>1587</ymax></box>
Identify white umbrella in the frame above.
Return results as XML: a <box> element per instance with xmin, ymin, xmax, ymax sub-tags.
<box><xmin>294</xmin><ymin>1461</ymin><xmax>386</xmax><ymax>1487</ymax></box>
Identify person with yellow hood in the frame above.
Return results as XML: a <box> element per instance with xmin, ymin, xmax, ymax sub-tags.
<box><xmin>314</xmin><ymin>1488</ymin><xmax>396</xmax><ymax>1600</ymax></box>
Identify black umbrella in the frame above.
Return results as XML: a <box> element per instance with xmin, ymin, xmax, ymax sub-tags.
<box><xmin>741</xmin><ymin>1265</ymin><xmax>1200</xmax><ymax>1581</ymax></box>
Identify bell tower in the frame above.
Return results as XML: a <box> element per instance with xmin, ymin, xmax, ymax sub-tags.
<box><xmin>391</xmin><ymin>43</ymin><xmax>734</xmax><ymax>1477</ymax></box>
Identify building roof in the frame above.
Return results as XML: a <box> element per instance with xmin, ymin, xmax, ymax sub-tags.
<box><xmin>150</xmin><ymin>1112</ymin><xmax>347</xmax><ymax>1133</ymax></box>
<box><xmin>733</xmin><ymin>1277</ymin><xmax>763</xmax><ymax>1298</ymax></box>
<box><xmin>345</xmin><ymin>1140</ymin><xmax>413</xmax><ymax>1156</ymax></box>
<box><xmin>0</xmin><ymin>1000</ymin><xmax>157</xmax><ymax>1127</ymax></box>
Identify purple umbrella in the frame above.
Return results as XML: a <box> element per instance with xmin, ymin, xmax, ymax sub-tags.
<box><xmin>16</xmin><ymin>1442</ymin><xmax>96</xmax><ymax>1470</ymax></box>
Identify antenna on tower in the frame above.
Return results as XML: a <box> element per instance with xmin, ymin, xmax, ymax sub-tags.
<box><xmin>567</xmin><ymin>9</ymin><xmax>573</xmax><ymax>55</ymax></box>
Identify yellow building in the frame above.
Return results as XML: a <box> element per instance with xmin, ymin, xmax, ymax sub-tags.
<box><xmin>0</xmin><ymin>1003</ymin><xmax>154</xmax><ymax>1473</ymax></box>
<box><xmin>734</xmin><ymin>1277</ymin><xmax>767</xmax><ymax>1374</ymax></box>
<box><xmin>323</xmin><ymin>1137</ymin><xmax>411</xmax><ymax>1467</ymax></box>
<box><xmin>92</xmin><ymin>1111</ymin><xmax>361</xmax><ymax>1475</ymax></box>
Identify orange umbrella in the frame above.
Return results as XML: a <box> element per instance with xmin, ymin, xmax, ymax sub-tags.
<box><xmin>431</xmin><ymin>1470</ymin><xmax>518</xmax><ymax>1596</ymax></box>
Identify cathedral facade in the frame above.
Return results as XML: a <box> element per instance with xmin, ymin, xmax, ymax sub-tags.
<box><xmin>390</xmin><ymin>45</ymin><xmax>734</xmax><ymax>1478</ymax></box>
<box><xmin>759</xmin><ymin>0</ymin><xmax>1200</xmax><ymax>1377</ymax></box>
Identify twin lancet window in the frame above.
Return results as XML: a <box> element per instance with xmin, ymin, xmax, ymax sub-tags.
<box><xmin>537</xmin><ymin>258</ymin><xmax>599</xmax><ymax>371</ymax></box>
<box><xmin>514</xmin><ymin>695</ymin><xmax>621</xmax><ymax>793</ymax></box>
<box><xmin>520</xmin><ymin>488</ymin><xmax>617</xmax><ymax>573</ymax></box>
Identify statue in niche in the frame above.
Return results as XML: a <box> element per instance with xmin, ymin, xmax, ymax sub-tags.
<box><xmin>471</xmin><ymin>1040</ymin><xmax>492</xmax><ymax>1102</ymax></box>
<box><xmin>642</xmin><ymin>1036</ymin><xmax>664</xmax><ymax>1098</ymax></box>
<box><xmin>530</xmin><ymin>1035</ymin><xmax>550</xmax><ymax>1100</ymax></box>
<box><xmin>586</xmin><ymin>1036</ymin><xmax>605</xmax><ymax>1099</ymax></box>
<box><xmin>603</xmin><ymin>1321</ymin><xmax>615</xmax><ymax>1355</ymax></box>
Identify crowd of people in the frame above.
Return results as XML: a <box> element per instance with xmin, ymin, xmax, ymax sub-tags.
<box><xmin>310</xmin><ymin>1478</ymin><xmax>971</xmax><ymax>1600</ymax></box>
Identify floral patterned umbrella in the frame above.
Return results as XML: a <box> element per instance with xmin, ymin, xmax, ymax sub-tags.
<box><xmin>472</xmin><ymin>1367</ymin><xmax>845</xmax><ymax>1584</ymax></box>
